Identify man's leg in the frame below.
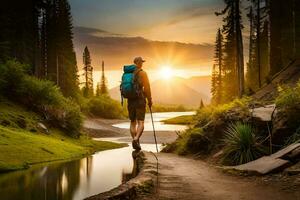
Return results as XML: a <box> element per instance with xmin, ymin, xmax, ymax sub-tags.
<box><xmin>134</xmin><ymin>120</ymin><xmax>144</xmax><ymax>142</ymax></box>
<box><xmin>130</xmin><ymin>120</ymin><xmax>137</xmax><ymax>139</ymax></box>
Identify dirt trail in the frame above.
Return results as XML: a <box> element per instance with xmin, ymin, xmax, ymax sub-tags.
<box><xmin>85</xmin><ymin>118</ymin><xmax>299</xmax><ymax>200</ymax></box>
<box><xmin>145</xmin><ymin>153</ymin><xmax>299</xmax><ymax>200</ymax></box>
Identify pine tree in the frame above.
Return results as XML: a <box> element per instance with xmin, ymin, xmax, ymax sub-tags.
<box><xmin>199</xmin><ymin>99</ymin><xmax>205</xmax><ymax>109</ymax></box>
<box><xmin>216</xmin><ymin>0</ymin><xmax>245</xmax><ymax>101</ymax></box>
<box><xmin>82</xmin><ymin>46</ymin><xmax>93</xmax><ymax>97</ymax></box>
<box><xmin>95</xmin><ymin>82</ymin><xmax>101</xmax><ymax>97</ymax></box>
<box><xmin>211</xmin><ymin>29</ymin><xmax>224</xmax><ymax>104</ymax></box>
<box><xmin>56</xmin><ymin>0</ymin><xmax>79</xmax><ymax>97</ymax></box>
<box><xmin>246</xmin><ymin>0</ymin><xmax>270</xmax><ymax>91</ymax></box>
<box><xmin>100</xmin><ymin>61</ymin><xmax>108</xmax><ymax>95</ymax></box>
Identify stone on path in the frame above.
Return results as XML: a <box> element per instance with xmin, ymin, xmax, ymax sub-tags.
<box><xmin>228</xmin><ymin>143</ymin><xmax>300</xmax><ymax>175</ymax></box>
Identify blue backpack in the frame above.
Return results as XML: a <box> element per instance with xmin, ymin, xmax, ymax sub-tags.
<box><xmin>120</xmin><ymin>65</ymin><xmax>142</xmax><ymax>104</ymax></box>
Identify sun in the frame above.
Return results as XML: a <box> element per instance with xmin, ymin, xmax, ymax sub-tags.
<box><xmin>159</xmin><ymin>66</ymin><xmax>174</xmax><ymax>80</ymax></box>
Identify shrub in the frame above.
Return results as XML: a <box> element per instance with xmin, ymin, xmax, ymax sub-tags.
<box><xmin>222</xmin><ymin>122</ymin><xmax>266</xmax><ymax>165</ymax></box>
<box><xmin>275</xmin><ymin>81</ymin><xmax>300</xmax><ymax>134</ymax></box>
<box><xmin>276</xmin><ymin>82</ymin><xmax>300</xmax><ymax>109</ymax></box>
<box><xmin>0</xmin><ymin>60</ymin><xmax>82</xmax><ymax>137</ymax></box>
<box><xmin>17</xmin><ymin>76</ymin><xmax>64</xmax><ymax>107</ymax></box>
<box><xmin>86</xmin><ymin>95</ymin><xmax>125</xmax><ymax>119</ymax></box>
<box><xmin>194</xmin><ymin>97</ymin><xmax>251</xmax><ymax>127</ymax></box>
<box><xmin>0</xmin><ymin>60</ymin><xmax>29</xmax><ymax>94</ymax></box>
<box><xmin>163</xmin><ymin>128</ymin><xmax>210</xmax><ymax>155</ymax></box>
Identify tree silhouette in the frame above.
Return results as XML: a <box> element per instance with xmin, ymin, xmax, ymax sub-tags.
<box><xmin>82</xmin><ymin>46</ymin><xmax>93</xmax><ymax>97</ymax></box>
<box><xmin>100</xmin><ymin>61</ymin><xmax>108</xmax><ymax>95</ymax></box>
<box><xmin>216</xmin><ymin>0</ymin><xmax>244</xmax><ymax>101</ymax></box>
<box><xmin>211</xmin><ymin>29</ymin><xmax>223</xmax><ymax>104</ymax></box>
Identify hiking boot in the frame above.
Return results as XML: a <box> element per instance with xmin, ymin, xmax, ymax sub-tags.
<box><xmin>132</xmin><ymin>139</ymin><xmax>141</xmax><ymax>151</ymax></box>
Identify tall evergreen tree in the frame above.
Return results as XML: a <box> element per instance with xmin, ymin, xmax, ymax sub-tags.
<box><xmin>216</xmin><ymin>0</ymin><xmax>244</xmax><ymax>101</ymax></box>
<box><xmin>100</xmin><ymin>61</ymin><xmax>108</xmax><ymax>95</ymax></box>
<box><xmin>211</xmin><ymin>29</ymin><xmax>224</xmax><ymax>104</ymax></box>
<box><xmin>82</xmin><ymin>46</ymin><xmax>93</xmax><ymax>97</ymax></box>
<box><xmin>56</xmin><ymin>0</ymin><xmax>79</xmax><ymax>97</ymax></box>
<box><xmin>246</xmin><ymin>0</ymin><xmax>270</xmax><ymax>91</ymax></box>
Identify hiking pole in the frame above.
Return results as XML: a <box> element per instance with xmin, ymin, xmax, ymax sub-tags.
<box><xmin>149</xmin><ymin>106</ymin><xmax>159</xmax><ymax>153</ymax></box>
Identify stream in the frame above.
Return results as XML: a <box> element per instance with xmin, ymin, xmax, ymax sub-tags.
<box><xmin>0</xmin><ymin>112</ymin><xmax>193</xmax><ymax>200</ymax></box>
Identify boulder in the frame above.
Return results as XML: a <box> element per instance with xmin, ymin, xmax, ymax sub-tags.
<box><xmin>37</xmin><ymin>122</ymin><xmax>49</xmax><ymax>134</ymax></box>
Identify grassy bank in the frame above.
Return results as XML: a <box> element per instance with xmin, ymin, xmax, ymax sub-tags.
<box><xmin>0</xmin><ymin>126</ymin><xmax>125</xmax><ymax>172</ymax></box>
<box><xmin>161</xmin><ymin>115</ymin><xmax>195</xmax><ymax>125</ymax></box>
<box><xmin>0</xmin><ymin>98</ymin><xmax>126</xmax><ymax>172</ymax></box>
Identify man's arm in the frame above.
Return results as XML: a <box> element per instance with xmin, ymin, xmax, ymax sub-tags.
<box><xmin>141</xmin><ymin>71</ymin><xmax>152</xmax><ymax>106</ymax></box>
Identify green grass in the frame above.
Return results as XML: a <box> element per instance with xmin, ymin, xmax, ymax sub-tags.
<box><xmin>161</xmin><ymin>115</ymin><xmax>195</xmax><ymax>125</ymax></box>
<box><xmin>0</xmin><ymin>126</ymin><xmax>126</xmax><ymax>172</ymax></box>
<box><xmin>0</xmin><ymin>98</ymin><xmax>126</xmax><ymax>172</ymax></box>
<box><xmin>0</xmin><ymin>98</ymin><xmax>41</xmax><ymax>130</ymax></box>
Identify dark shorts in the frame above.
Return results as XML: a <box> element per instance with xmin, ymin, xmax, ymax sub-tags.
<box><xmin>127</xmin><ymin>98</ymin><xmax>146</xmax><ymax>121</ymax></box>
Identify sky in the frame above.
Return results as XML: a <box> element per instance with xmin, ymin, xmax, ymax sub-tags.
<box><xmin>69</xmin><ymin>0</ymin><xmax>228</xmax><ymax>89</ymax></box>
<box><xmin>70</xmin><ymin>0</ymin><xmax>224</xmax><ymax>44</ymax></box>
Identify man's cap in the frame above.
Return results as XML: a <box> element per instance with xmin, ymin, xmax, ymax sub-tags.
<box><xmin>133</xmin><ymin>57</ymin><xmax>146</xmax><ymax>64</ymax></box>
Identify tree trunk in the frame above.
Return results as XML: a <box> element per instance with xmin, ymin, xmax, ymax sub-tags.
<box><xmin>235</xmin><ymin>0</ymin><xmax>244</xmax><ymax>98</ymax></box>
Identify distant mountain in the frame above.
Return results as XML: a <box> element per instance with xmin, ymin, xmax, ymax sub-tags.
<box><xmin>185</xmin><ymin>76</ymin><xmax>211</xmax><ymax>99</ymax></box>
<box><xmin>73</xmin><ymin>26</ymin><xmax>214</xmax><ymax>71</ymax></box>
<box><xmin>109</xmin><ymin>76</ymin><xmax>210</xmax><ymax>106</ymax></box>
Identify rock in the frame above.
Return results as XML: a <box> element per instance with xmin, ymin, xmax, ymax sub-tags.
<box><xmin>251</xmin><ymin>104</ymin><xmax>276</xmax><ymax>122</ymax></box>
<box><xmin>282</xmin><ymin>146</ymin><xmax>300</xmax><ymax>162</ymax></box>
<box><xmin>284</xmin><ymin>162</ymin><xmax>300</xmax><ymax>175</ymax></box>
<box><xmin>37</xmin><ymin>122</ymin><xmax>49</xmax><ymax>134</ymax></box>
<box><xmin>227</xmin><ymin>156</ymin><xmax>291</xmax><ymax>175</ymax></box>
<box><xmin>271</xmin><ymin>143</ymin><xmax>300</xmax><ymax>159</ymax></box>
<box><xmin>225</xmin><ymin>143</ymin><xmax>300</xmax><ymax>175</ymax></box>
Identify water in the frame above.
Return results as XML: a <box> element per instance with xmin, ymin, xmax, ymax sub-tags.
<box><xmin>0</xmin><ymin>144</ymin><xmax>160</xmax><ymax>200</ymax></box>
<box><xmin>0</xmin><ymin>112</ymin><xmax>193</xmax><ymax>200</ymax></box>
<box><xmin>113</xmin><ymin>111</ymin><xmax>195</xmax><ymax>131</ymax></box>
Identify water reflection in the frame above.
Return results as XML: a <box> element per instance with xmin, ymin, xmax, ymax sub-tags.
<box><xmin>113</xmin><ymin>112</ymin><xmax>195</xmax><ymax>131</ymax></box>
<box><xmin>122</xmin><ymin>150</ymin><xmax>141</xmax><ymax>183</ymax></box>
<box><xmin>0</xmin><ymin>144</ymin><xmax>159</xmax><ymax>200</ymax></box>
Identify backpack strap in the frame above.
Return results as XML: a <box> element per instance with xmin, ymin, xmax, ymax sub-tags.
<box><xmin>133</xmin><ymin>68</ymin><xmax>142</xmax><ymax>82</ymax></box>
<box><xmin>133</xmin><ymin>69</ymin><xmax>144</xmax><ymax>98</ymax></box>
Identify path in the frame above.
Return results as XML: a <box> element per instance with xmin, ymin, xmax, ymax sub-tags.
<box><xmin>86</xmin><ymin>117</ymin><xmax>300</xmax><ymax>200</ymax></box>
<box><xmin>143</xmin><ymin>153</ymin><xmax>299</xmax><ymax>200</ymax></box>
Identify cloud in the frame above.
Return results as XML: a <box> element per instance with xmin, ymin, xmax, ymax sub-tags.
<box><xmin>73</xmin><ymin>26</ymin><xmax>214</xmax><ymax>71</ymax></box>
<box><xmin>166</xmin><ymin>7</ymin><xmax>215</xmax><ymax>26</ymax></box>
<box><xmin>74</xmin><ymin>26</ymin><xmax>126</xmax><ymax>37</ymax></box>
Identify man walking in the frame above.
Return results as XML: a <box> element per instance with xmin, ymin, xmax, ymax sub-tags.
<box><xmin>126</xmin><ymin>57</ymin><xmax>152</xmax><ymax>150</ymax></box>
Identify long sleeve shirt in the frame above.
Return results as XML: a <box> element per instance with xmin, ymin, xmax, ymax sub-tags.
<box><xmin>136</xmin><ymin>69</ymin><xmax>152</xmax><ymax>103</ymax></box>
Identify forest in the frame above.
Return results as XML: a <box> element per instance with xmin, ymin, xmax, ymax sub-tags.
<box><xmin>1</xmin><ymin>0</ymin><xmax>300</xmax><ymax>199</ymax></box>
<box><xmin>211</xmin><ymin>0</ymin><xmax>300</xmax><ymax>104</ymax></box>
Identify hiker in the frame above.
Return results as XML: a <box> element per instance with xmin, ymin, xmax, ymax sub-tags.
<box><xmin>120</xmin><ymin>57</ymin><xmax>152</xmax><ymax>150</ymax></box>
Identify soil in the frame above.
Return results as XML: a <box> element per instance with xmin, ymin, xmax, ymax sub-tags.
<box><xmin>142</xmin><ymin>153</ymin><xmax>300</xmax><ymax>200</ymax></box>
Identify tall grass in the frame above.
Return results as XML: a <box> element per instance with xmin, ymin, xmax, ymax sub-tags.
<box><xmin>222</xmin><ymin>122</ymin><xmax>266</xmax><ymax>165</ymax></box>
